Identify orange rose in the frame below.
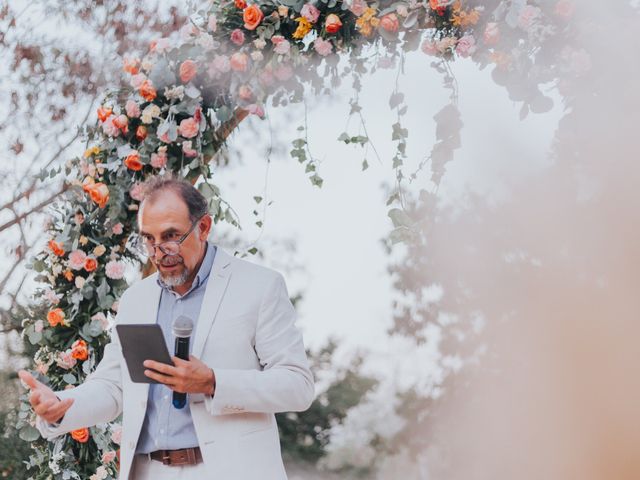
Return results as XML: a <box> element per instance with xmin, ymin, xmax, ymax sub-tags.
<box><xmin>325</xmin><ymin>14</ymin><xmax>342</xmax><ymax>34</ymax></box>
<box><xmin>87</xmin><ymin>182</ymin><xmax>109</xmax><ymax>208</ymax></box>
<box><xmin>63</xmin><ymin>270</ymin><xmax>74</xmax><ymax>282</ymax></box>
<box><xmin>123</xmin><ymin>57</ymin><xmax>140</xmax><ymax>75</ymax></box>
<box><xmin>136</xmin><ymin>125</ymin><xmax>147</xmax><ymax>141</ymax></box>
<box><xmin>179</xmin><ymin>59</ymin><xmax>198</xmax><ymax>83</ymax></box>
<box><xmin>243</xmin><ymin>4</ymin><xmax>263</xmax><ymax>30</ymax></box>
<box><xmin>84</xmin><ymin>257</ymin><xmax>97</xmax><ymax>273</ymax></box>
<box><xmin>124</xmin><ymin>151</ymin><xmax>143</xmax><ymax>171</ymax></box>
<box><xmin>48</xmin><ymin>240</ymin><xmax>65</xmax><ymax>257</ymax></box>
<box><xmin>47</xmin><ymin>308</ymin><xmax>65</xmax><ymax>327</ymax></box>
<box><xmin>71</xmin><ymin>339</ymin><xmax>89</xmax><ymax>361</ymax></box>
<box><xmin>71</xmin><ymin>428</ymin><xmax>89</xmax><ymax>443</ymax></box>
<box><xmin>235</xmin><ymin>0</ymin><xmax>247</xmax><ymax>8</ymax></box>
<box><xmin>97</xmin><ymin>106</ymin><xmax>112</xmax><ymax>122</ymax></box>
<box><xmin>139</xmin><ymin>79</ymin><xmax>157</xmax><ymax>101</ymax></box>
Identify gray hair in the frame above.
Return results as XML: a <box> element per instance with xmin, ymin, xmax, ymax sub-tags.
<box><xmin>139</xmin><ymin>174</ymin><xmax>208</xmax><ymax>222</ymax></box>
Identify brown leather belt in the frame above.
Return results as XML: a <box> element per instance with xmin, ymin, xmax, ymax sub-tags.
<box><xmin>148</xmin><ymin>447</ymin><xmax>203</xmax><ymax>466</ymax></box>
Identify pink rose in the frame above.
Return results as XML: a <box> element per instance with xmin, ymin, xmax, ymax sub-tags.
<box><xmin>56</xmin><ymin>350</ymin><xmax>77</xmax><ymax>370</ymax></box>
<box><xmin>178</xmin><ymin>117</ymin><xmax>199</xmax><ymax>138</ymax></box>
<box><xmin>101</xmin><ymin>116</ymin><xmax>120</xmax><ymax>138</ymax></box>
<box><xmin>129</xmin><ymin>182</ymin><xmax>145</xmax><ymax>201</ymax></box>
<box><xmin>125</xmin><ymin>100</ymin><xmax>140</xmax><ymax>118</ymax></box>
<box><xmin>102</xmin><ymin>451</ymin><xmax>117</xmax><ymax>464</ymax></box>
<box><xmin>421</xmin><ymin>39</ymin><xmax>438</xmax><ymax>56</ymax></box>
<box><xmin>246</xmin><ymin>104</ymin><xmax>265</xmax><ymax>117</ymax></box>
<box><xmin>112</xmin><ymin>223</ymin><xmax>123</xmax><ymax>235</ymax></box>
<box><xmin>483</xmin><ymin>22</ymin><xmax>500</xmax><ymax>46</ymax></box>
<box><xmin>153</xmin><ymin>37</ymin><xmax>171</xmax><ymax>54</ymax></box>
<box><xmin>379</xmin><ymin>13</ymin><xmax>399</xmax><ymax>33</ymax></box>
<box><xmin>271</xmin><ymin>35</ymin><xmax>290</xmax><ymax>55</ymax></box>
<box><xmin>238</xmin><ymin>85</ymin><xmax>253</xmax><ymax>101</ymax></box>
<box><xmin>313</xmin><ymin>37</ymin><xmax>333</xmax><ymax>57</ymax></box>
<box><xmin>91</xmin><ymin>312</ymin><xmax>110</xmax><ymax>330</ymax></box>
<box><xmin>129</xmin><ymin>73</ymin><xmax>146</xmax><ymax>89</ymax></box>
<box><xmin>68</xmin><ymin>249</ymin><xmax>87</xmax><ymax>270</ymax></box>
<box><xmin>437</xmin><ymin>36</ymin><xmax>457</xmax><ymax>54</ymax></box>
<box><xmin>301</xmin><ymin>3</ymin><xmax>320</xmax><ymax>23</ymax></box>
<box><xmin>105</xmin><ymin>260</ymin><xmax>126</xmax><ymax>280</ymax></box>
<box><xmin>518</xmin><ymin>5</ymin><xmax>540</xmax><ymax>31</ymax></box>
<box><xmin>150</xmin><ymin>149</ymin><xmax>168</xmax><ymax>169</ymax></box>
<box><xmin>554</xmin><ymin>0</ymin><xmax>574</xmax><ymax>18</ymax></box>
<box><xmin>455</xmin><ymin>34</ymin><xmax>476</xmax><ymax>58</ymax></box>
<box><xmin>230</xmin><ymin>28</ymin><xmax>245</xmax><ymax>46</ymax></box>
<box><xmin>349</xmin><ymin>0</ymin><xmax>367</xmax><ymax>16</ymax></box>
<box><xmin>45</xmin><ymin>288</ymin><xmax>61</xmax><ymax>305</ymax></box>
<box><xmin>111</xmin><ymin>426</ymin><xmax>122</xmax><ymax>445</ymax></box>
<box><xmin>34</xmin><ymin>320</ymin><xmax>44</xmax><ymax>333</ymax></box>
<box><xmin>179</xmin><ymin>59</ymin><xmax>198</xmax><ymax>83</ymax></box>
<box><xmin>230</xmin><ymin>52</ymin><xmax>249</xmax><ymax>72</ymax></box>
<box><xmin>182</xmin><ymin>140</ymin><xmax>198</xmax><ymax>158</ymax></box>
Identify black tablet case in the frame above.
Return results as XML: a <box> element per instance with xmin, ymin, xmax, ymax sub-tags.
<box><xmin>115</xmin><ymin>324</ymin><xmax>174</xmax><ymax>383</ymax></box>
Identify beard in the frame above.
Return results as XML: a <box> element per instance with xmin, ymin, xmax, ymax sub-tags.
<box><xmin>157</xmin><ymin>255</ymin><xmax>191</xmax><ymax>287</ymax></box>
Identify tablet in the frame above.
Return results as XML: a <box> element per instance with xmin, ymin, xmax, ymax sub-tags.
<box><xmin>115</xmin><ymin>324</ymin><xmax>174</xmax><ymax>383</ymax></box>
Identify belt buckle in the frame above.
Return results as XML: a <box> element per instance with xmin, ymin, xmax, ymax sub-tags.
<box><xmin>162</xmin><ymin>450</ymin><xmax>172</xmax><ymax>466</ymax></box>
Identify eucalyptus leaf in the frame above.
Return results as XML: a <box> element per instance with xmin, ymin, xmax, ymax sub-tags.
<box><xmin>19</xmin><ymin>425</ymin><xmax>41</xmax><ymax>442</ymax></box>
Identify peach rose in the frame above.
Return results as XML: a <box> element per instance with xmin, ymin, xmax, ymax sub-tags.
<box><xmin>71</xmin><ymin>428</ymin><xmax>89</xmax><ymax>443</ymax></box>
<box><xmin>179</xmin><ymin>59</ymin><xmax>198</xmax><ymax>83</ymax></box>
<box><xmin>48</xmin><ymin>240</ymin><xmax>65</xmax><ymax>257</ymax></box>
<box><xmin>71</xmin><ymin>339</ymin><xmax>89</xmax><ymax>360</ymax></box>
<box><xmin>139</xmin><ymin>79</ymin><xmax>157</xmax><ymax>101</ymax></box>
<box><xmin>63</xmin><ymin>269</ymin><xmax>74</xmax><ymax>282</ymax></box>
<box><xmin>483</xmin><ymin>22</ymin><xmax>500</xmax><ymax>46</ymax></box>
<box><xmin>102</xmin><ymin>451</ymin><xmax>117</xmax><ymax>464</ymax></box>
<box><xmin>123</xmin><ymin>57</ymin><xmax>139</xmax><ymax>75</ymax></box>
<box><xmin>136</xmin><ymin>125</ymin><xmax>147</xmax><ymax>141</ymax></box>
<box><xmin>124</xmin><ymin>151</ymin><xmax>143</xmax><ymax>171</ymax></box>
<box><xmin>47</xmin><ymin>308</ymin><xmax>65</xmax><ymax>327</ymax></box>
<box><xmin>112</xmin><ymin>114</ymin><xmax>128</xmax><ymax>134</ymax></box>
<box><xmin>178</xmin><ymin>117</ymin><xmax>199</xmax><ymax>138</ymax></box>
<box><xmin>89</xmin><ymin>183</ymin><xmax>109</xmax><ymax>209</ymax></box>
<box><xmin>125</xmin><ymin>99</ymin><xmax>140</xmax><ymax>118</ymax></box>
<box><xmin>230</xmin><ymin>52</ymin><xmax>249</xmax><ymax>72</ymax></box>
<box><xmin>243</xmin><ymin>4</ymin><xmax>263</xmax><ymax>30</ymax></box>
<box><xmin>325</xmin><ymin>14</ymin><xmax>342</xmax><ymax>34</ymax></box>
<box><xmin>379</xmin><ymin>13</ymin><xmax>399</xmax><ymax>33</ymax></box>
<box><xmin>84</xmin><ymin>257</ymin><xmax>98</xmax><ymax>273</ymax></box>
<box><xmin>68</xmin><ymin>249</ymin><xmax>87</xmax><ymax>270</ymax></box>
<box><xmin>238</xmin><ymin>85</ymin><xmax>253</xmax><ymax>101</ymax></box>
<box><xmin>97</xmin><ymin>106</ymin><xmax>112</xmax><ymax>122</ymax></box>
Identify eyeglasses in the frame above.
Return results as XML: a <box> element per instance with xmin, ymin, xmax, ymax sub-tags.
<box><xmin>138</xmin><ymin>215</ymin><xmax>205</xmax><ymax>257</ymax></box>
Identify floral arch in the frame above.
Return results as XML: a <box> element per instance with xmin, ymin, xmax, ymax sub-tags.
<box><xmin>17</xmin><ymin>0</ymin><xmax>580</xmax><ymax>478</ymax></box>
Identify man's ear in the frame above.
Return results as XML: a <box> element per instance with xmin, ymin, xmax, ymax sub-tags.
<box><xmin>199</xmin><ymin>214</ymin><xmax>212</xmax><ymax>240</ymax></box>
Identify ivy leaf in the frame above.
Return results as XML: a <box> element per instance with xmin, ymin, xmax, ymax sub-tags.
<box><xmin>253</xmin><ymin>196</ymin><xmax>263</xmax><ymax>204</ymax></box>
<box><xmin>389</xmin><ymin>92</ymin><xmax>405</xmax><ymax>109</ymax></box>
<box><xmin>337</xmin><ymin>132</ymin><xmax>350</xmax><ymax>143</ymax></box>
<box><xmin>309</xmin><ymin>174</ymin><xmax>324</xmax><ymax>188</ymax></box>
<box><xmin>362</xmin><ymin>159</ymin><xmax>369</xmax><ymax>171</ymax></box>
<box><xmin>388</xmin><ymin>208</ymin><xmax>413</xmax><ymax>228</ymax></box>
<box><xmin>247</xmin><ymin>247</ymin><xmax>258</xmax><ymax>255</ymax></box>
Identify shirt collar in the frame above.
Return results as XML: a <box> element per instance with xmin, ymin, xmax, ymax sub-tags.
<box><xmin>156</xmin><ymin>241</ymin><xmax>217</xmax><ymax>296</ymax></box>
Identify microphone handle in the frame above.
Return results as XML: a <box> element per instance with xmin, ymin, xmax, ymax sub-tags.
<box><xmin>172</xmin><ymin>336</ymin><xmax>190</xmax><ymax>409</ymax></box>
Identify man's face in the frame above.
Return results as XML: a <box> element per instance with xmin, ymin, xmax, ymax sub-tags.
<box><xmin>138</xmin><ymin>190</ymin><xmax>211</xmax><ymax>289</ymax></box>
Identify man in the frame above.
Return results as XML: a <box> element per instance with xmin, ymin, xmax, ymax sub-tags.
<box><xmin>19</xmin><ymin>175</ymin><xmax>315</xmax><ymax>479</ymax></box>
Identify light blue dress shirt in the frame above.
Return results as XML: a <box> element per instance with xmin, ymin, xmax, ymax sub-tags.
<box><xmin>135</xmin><ymin>242</ymin><xmax>217</xmax><ymax>454</ymax></box>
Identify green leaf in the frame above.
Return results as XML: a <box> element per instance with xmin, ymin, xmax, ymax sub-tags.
<box><xmin>255</xmin><ymin>221</ymin><xmax>263</xmax><ymax>228</ymax></box>
<box><xmin>309</xmin><ymin>174</ymin><xmax>324</xmax><ymax>188</ymax></box>
<box><xmin>253</xmin><ymin>196</ymin><xmax>263</xmax><ymax>204</ymax></box>
<box><xmin>62</xmin><ymin>373</ymin><xmax>77</xmax><ymax>385</ymax></box>
<box><xmin>362</xmin><ymin>159</ymin><xmax>369</xmax><ymax>171</ymax></box>
<box><xmin>19</xmin><ymin>425</ymin><xmax>41</xmax><ymax>442</ymax></box>
<box><xmin>337</xmin><ymin>132</ymin><xmax>350</xmax><ymax>143</ymax></box>
<box><xmin>389</xmin><ymin>92</ymin><xmax>405</xmax><ymax>109</ymax></box>
<box><xmin>247</xmin><ymin>247</ymin><xmax>258</xmax><ymax>255</ymax></box>
<box><xmin>388</xmin><ymin>208</ymin><xmax>413</xmax><ymax>228</ymax></box>
<box><xmin>292</xmin><ymin>138</ymin><xmax>306</xmax><ymax>149</ymax></box>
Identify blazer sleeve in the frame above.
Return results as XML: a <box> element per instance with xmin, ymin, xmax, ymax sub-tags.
<box><xmin>204</xmin><ymin>273</ymin><xmax>315</xmax><ymax>415</ymax></box>
<box><xmin>35</xmin><ymin>296</ymin><xmax>127</xmax><ymax>439</ymax></box>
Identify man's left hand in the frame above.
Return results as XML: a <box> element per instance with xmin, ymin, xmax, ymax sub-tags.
<box><xmin>143</xmin><ymin>355</ymin><xmax>215</xmax><ymax>396</ymax></box>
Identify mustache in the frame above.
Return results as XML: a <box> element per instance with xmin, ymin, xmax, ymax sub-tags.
<box><xmin>158</xmin><ymin>256</ymin><xmax>184</xmax><ymax>267</ymax></box>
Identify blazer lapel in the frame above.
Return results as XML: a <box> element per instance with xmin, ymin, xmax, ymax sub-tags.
<box><xmin>192</xmin><ymin>248</ymin><xmax>233</xmax><ymax>358</ymax></box>
<box><xmin>123</xmin><ymin>275</ymin><xmax>161</xmax><ymax>325</ymax></box>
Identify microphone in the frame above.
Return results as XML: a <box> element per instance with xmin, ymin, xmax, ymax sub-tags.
<box><xmin>171</xmin><ymin>315</ymin><xmax>194</xmax><ymax>409</ymax></box>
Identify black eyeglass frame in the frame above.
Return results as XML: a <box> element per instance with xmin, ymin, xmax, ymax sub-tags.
<box><xmin>139</xmin><ymin>214</ymin><xmax>206</xmax><ymax>257</ymax></box>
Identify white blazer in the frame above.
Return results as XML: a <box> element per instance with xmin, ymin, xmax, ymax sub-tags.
<box><xmin>37</xmin><ymin>248</ymin><xmax>315</xmax><ymax>479</ymax></box>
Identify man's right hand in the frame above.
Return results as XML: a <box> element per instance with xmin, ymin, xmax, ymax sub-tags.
<box><xmin>18</xmin><ymin>370</ymin><xmax>74</xmax><ymax>424</ymax></box>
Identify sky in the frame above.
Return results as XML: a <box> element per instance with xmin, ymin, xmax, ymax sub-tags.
<box><xmin>211</xmin><ymin>51</ymin><xmax>563</xmax><ymax>378</ymax></box>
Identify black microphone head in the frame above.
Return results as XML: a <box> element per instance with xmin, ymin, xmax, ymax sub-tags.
<box><xmin>172</xmin><ymin>316</ymin><xmax>194</xmax><ymax>338</ymax></box>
